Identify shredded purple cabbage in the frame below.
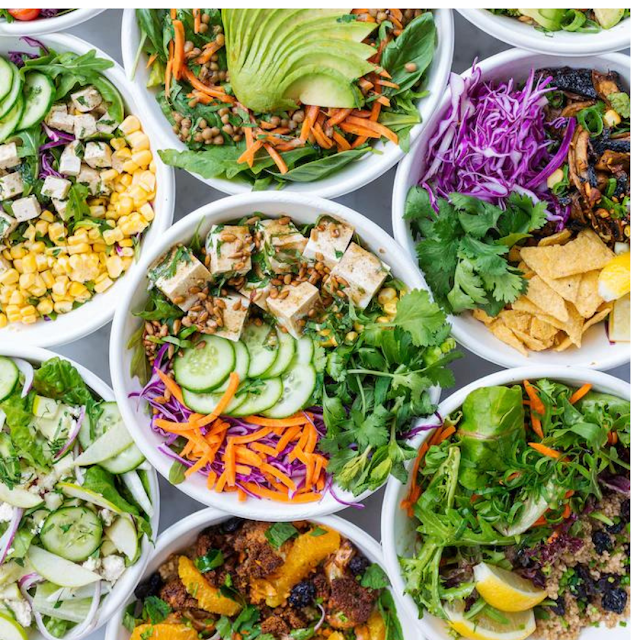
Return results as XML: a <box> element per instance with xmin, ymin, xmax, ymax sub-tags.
<box><xmin>39</xmin><ymin>152</ymin><xmax>62</xmax><ymax>180</ymax></box>
<box><xmin>40</xmin><ymin>9</ymin><xmax>61</xmax><ymax>19</ymax></box>
<box><xmin>599</xmin><ymin>474</ymin><xmax>630</xmax><ymax>496</ymax></box>
<box><xmin>21</xmin><ymin>36</ymin><xmax>48</xmax><ymax>52</ymax></box>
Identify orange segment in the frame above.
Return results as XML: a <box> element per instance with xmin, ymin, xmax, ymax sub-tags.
<box><xmin>130</xmin><ymin>624</ymin><xmax>198</xmax><ymax>640</ymax></box>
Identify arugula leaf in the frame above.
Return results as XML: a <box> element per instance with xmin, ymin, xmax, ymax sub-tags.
<box><xmin>265</xmin><ymin>523</ymin><xmax>298</xmax><ymax>549</ymax></box>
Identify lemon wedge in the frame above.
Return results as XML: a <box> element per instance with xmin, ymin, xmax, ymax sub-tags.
<box><xmin>473</xmin><ymin>563</ymin><xmax>547</xmax><ymax>612</ymax></box>
<box><xmin>598</xmin><ymin>252</ymin><xmax>630</xmax><ymax>301</ymax></box>
<box><xmin>609</xmin><ymin>294</ymin><xmax>630</xmax><ymax>342</ymax></box>
<box><xmin>445</xmin><ymin>600</ymin><xmax>536</xmax><ymax>640</ymax></box>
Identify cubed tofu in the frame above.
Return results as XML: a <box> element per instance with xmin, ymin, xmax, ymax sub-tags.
<box><xmin>213</xmin><ymin>294</ymin><xmax>250</xmax><ymax>342</ymax></box>
<box><xmin>149</xmin><ymin>246</ymin><xmax>211</xmax><ymax>311</ymax></box>
<box><xmin>0</xmin><ymin>211</ymin><xmax>17</xmax><ymax>241</ymax></box>
<box><xmin>12</xmin><ymin>195</ymin><xmax>41</xmax><ymax>222</ymax></box>
<box><xmin>70</xmin><ymin>86</ymin><xmax>103</xmax><ymax>113</ymax></box>
<box><xmin>0</xmin><ymin>143</ymin><xmax>20</xmax><ymax>170</ymax></box>
<box><xmin>96</xmin><ymin>113</ymin><xmax>119</xmax><ymax>135</ymax></box>
<box><xmin>237</xmin><ymin>272</ymin><xmax>274</xmax><ymax>311</ymax></box>
<box><xmin>302</xmin><ymin>216</ymin><xmax>355</xmax><ymax>268</ymax></box>
<box><xmin>206</xmin><ymin>225</ymin><xmax>253</xmax><ymax>276</ymax></box>
<box><xmin>258</xmin><ymin>218</ymin><xmax>308</xmax><ymax>274</ymax></box>
<box><xmin>84</xmin><ymin>141</ymin><xmax>112</xmax><ymax>169</ymax></box>
<box><xmin>52</xmin><ymin>199</ymin><xmax>69</xmax><ymax>220</ymax></box>
<box><xmin>0</xmin><ymin>254</ymin><xmax>12</xmax><ymax>275</ymax></box>
<box><xmin>327</xmin><ymin>243</ymin><xmax>389</xmax><ymax>309</ymax></box>
<box><xmin>0</xmin><ymin>172</ymin><xmax>24</xmax><ymax>200</ymax></box>
<box><xmin>41</xmin><ymin>176</ymin><xmax>72</xmax><ymax>201</ymax></box>
<box><xmin>77</xmin><ymin>164</ymin><xmax>100</xmax><ymax>195</ymax></box>
<box><xmin>74</xmin><ymin>114</ymin><xmax>97</xmax><ymax>139</ymax></box>
<box><xmin>59</xmin><ymin>141</ymin><xmax>83</xmax><ymax>177</ymax></box>
<box><xmin>266</xmin><ymin>281</ymin><xmax>320</xmax><ymax>338</ymax></box>
<box><xmin>45</xmin><ymin>104</ymin><xmax>75</xmax><ymax>134</ymax></box>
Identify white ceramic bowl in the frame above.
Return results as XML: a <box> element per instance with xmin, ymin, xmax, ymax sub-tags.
<box><xmin>0</xmin><ymin>344</ymin><xmax>160</xmax><ymax>640</ymax></box>
<box><xmin>120</xmin><ymin>9</ymin><xmax>454</xmax><ymax>198</ymax></box>
<box><xmin>392</xmin><ymin>48</ymin><xmax>631</xmax><ymax>371</ymax></box>
<box><xmin>382</xmin><ymin>365</ymin><xmax>630</xmax><ymax>640</ymax></box>
<box><xmin>0</xmin><ymin>9</ymin><xmax>104</xmax><ymax>36</ymax></box>
<box><xmin>457</xmin><ymin>9</ymin><xmax>630</xmax><ymax>56</ymax></box>
<box><xmin>110</xmin><ymin>192</ymin><xmax>440</xmax><ymax>519</ymax></box>
<box><xmin>0</xmin><ymin>33</ymin><xmax>175</xmax><ymax>348</ymax></box>
<box><xmin>105</xmin><ymin>507</ymin><xmax>421</xmax><ymax>640</ymax></box>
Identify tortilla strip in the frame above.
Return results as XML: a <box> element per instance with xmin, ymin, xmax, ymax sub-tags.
<box><xmin>525</xmin><ymin>276</ymin><xmax>569</xmax><ymax>323</ymax></box>
<box><xmin>530</xmin><ymin>317</ymin><xmax>559</xmax><ymax>344</ymax></box>
<box><xmin>554</xmin><ymin>333</ymin><xmax>573</xmax><ymax>352</ymax></box>
<box><xmin>500</xmin><ymin>310</ymin><xmax>532</xmax><ymax>334</ymax></box>
<box><xmin>489</xmin><ymin>320</ymin><xmax>528</xmax><ymax>356</ymax></box>
<box><xmin>512</xmin><ymin>328</ymin><xmax>550</xmax><ymax>352</ymax></box>
<box><xmin>582</xmin><ymin>303</ymin><xmax>614</xmax><ymax>334</ymax></box>
<box><xmin>575</xmin><ymin>270</ymin><xmax>605</xmax><ymax>318</ymax></box>
<box><xmin>473</xmin><ymin>308</ymin><xmax>496</xmax><ymax>325</ymax></box>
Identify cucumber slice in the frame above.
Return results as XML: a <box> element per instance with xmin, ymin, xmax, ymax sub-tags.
<box><xmin>74</xmin><ymin>420</ymin><xmax>133</xmax><ymax>466</ymax></box>
<box><xmin>27</xmin><ymin>546</ymin><xmax>101</xmax><ymax>588</ymax></box>
<box><xmin>294</xmin><ymin>335</ymin><xmax>314</xmax><ymax>365</ymax></box>
<box><xmin>17</xmin><ymin>72</ymin><xmax>55</xmax><ymax>130</ymax></box>
<box><xmin>232</xmin><ymin>378</ymin><xmax>283</xmax><ymax>416</ymax></box>
<box><xmin>263</xmin><ymin>364</ymin><xmax>317</xmax><ymax>418</ymax></box>
<box><xmin>0</xmin><ymin>612</ymin><xmax>27</xmax><ymax>640</ymax></box>
<box><xmin>105</xmin><ymin>515</ymin><xmax>139</xmax><ymax>561</ymax></box>
<box><xmin>0</xmin><ymin>58</ymin><xmax>14</xmax><ymax>103</ymax></box>
<box><xmin>0</xmin><ymin>481</ymin><xmax>43</xmax><ymax>509</ymax></box>
<box><xmin>0</xmin><ymin>63</ymin><xmax>22</xmax><ymax>119</ymax></box>
<box><xmin>0</xmin><ymin>356</ymin><xmax>19</xmax><ymax>402</ymax></box>
<box><xmin>182</xmin><ymin>388</ymin><xmax>247</xmax><ymax>415</ymax></box>
<box><xmin>174</xmin><ymin>335</ymin><xmax>235</xmax><ymax>392</ymax></box>
<box><xmin>213</xmin><ymin>340</ymin><xmax>250</xmax><ymax>390</ymax></box>
<box><xmin>57</xmin><ymin>481</ymin><xmax>124</xmax><ymax>514</ymax></box>
<box><xmin>100</xmin><ymin>443</ymin><xmax>146</xmax><ymax>474</ymax></box>
<box><xmin>263</xmin><ymin>331</ymin><xmax>296</xmax><ymax>378</ymax></box>
<box><xmin>40</xmin><ymin>507</ymin><xmax>103</xmax><ymax>562</ymax></box>
<box><xmin>243</xmin><ymin>322</ymin><xmax>279</xmax><ymax>378</ymax></box>
<box><xmin>0</xmin><ymin>96</ymin><xmax>24</xmax><ymax>144</ymax></box>
<box><xmin>79</xmin><ymin>400</ymin><xmax>122</xmax><ymax>449</ymax></box>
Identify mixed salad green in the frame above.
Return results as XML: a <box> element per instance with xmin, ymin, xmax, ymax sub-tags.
<box><xmin>0</xmin><ymin>355</ymin><xmax>154</xmax><ymax>639</ymax></box>
<box><xmin>488</xmin><ymin>9</ymin><xmax>630</xmax><ymax>33</ymax></box>
<box><xmin>134</xmin><ymin>8</ymin><xmax>437</xmax><ymax>188</ymax></box>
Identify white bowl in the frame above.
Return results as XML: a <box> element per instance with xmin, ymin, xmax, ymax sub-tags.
<box><xmin>0</xmin><ymin>344</ymin><xmax>160</xmax><ymax>640</ymax></box>
<box><xmin>110</xmin><ymin>191</ymin><xmax>440</xmax><ymax>520</ymax></box>
<box><xmin>392</xmin><ymin>48</ymin><xmax>631</xmax><ymax>371</ymax></box>
<box><xmin>105</xmin><ymin>507</ymin><xmax>421</xmax><ymax>640</ymax></box>
<box><xmin>457</xmin><ymin>9</ymin><xmax>630</xmax><ymax>56</ymax></box>
<box><xmin>120</xmin><ymin>9</ymin><xmax>454</xmax><ymax>198</ymax></box>
<box><xmin>0</xmin><ymin>9</ymin><xmax>104</xmax><ymax>36</ymax></box>
<box><xmin>382</xmin><ymin>365</ymin><xmax>630</xmax><ymax>640</ymax></box>
<box><xmin>0</xmin><ymin>33</ymin><xmax>175</xmax><ymax>348</ymax></box>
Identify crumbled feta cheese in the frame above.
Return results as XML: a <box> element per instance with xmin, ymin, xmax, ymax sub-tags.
<box><xmin>44</xmin><ymin>491</ymin><xmax>63</xmax><ymax>512</ymax></box>
<box><xmin>12</xmin><ymin>195</ymin><xmax>41</xmax><ymax>222</ymax></box>
<box><xmin>0</xmin><ymin>502</ymin><xmax>14</xmax><ymax>522</ymax></box>
<box><xmin>0</xmin><ymin>142</ymin><xmax>20</xmax><ymax>170</ymax></box>
<box><xmin>7</xmin><ymin>598</ymin><xmax>32</xmax><ymax>628</ymax></box>
<box><xmin>99</xmin><ymin>508</ymin><xmax>115</xmax><ymax>527</ymax></box>
<box><xmin>52</xmin><ymin>453</ymin><xmax>75</xmax><ymax>481</ymax></box>
<box><xmin>70</xmin><ymin>86</ymin><xmax>103</xmax><ymax>113</ymax></box>
<box><xmin>82</xmin><ymin>556</ymin><xmax>102</xmax><ymax>573</ymax></box>
<box><xmin>100</xmin><ymin>555</ymin><xmax>126</xmax><ymax>583</ymax></box>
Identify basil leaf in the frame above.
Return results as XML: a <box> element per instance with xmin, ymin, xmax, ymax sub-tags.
<box><xmin>265</xmin><ymin>522</ymin><xmax>298</xmax><ymax>549</ymax></box>
<box><xmin>269</xmin><ymin>148</ymin><xmax>370</xmax><ymax>182</ymax></box>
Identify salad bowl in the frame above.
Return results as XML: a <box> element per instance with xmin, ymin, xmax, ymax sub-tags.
<box><xmin>392</xmin><ymin>48</ymin><xmax>631</xmax><ymax>371</ymax></box>
<box><xmin>120</xmin><ymin>8</ymin><xmax>454</xmax><ymax>198</ymax></box>
<box><xmin>110</xmin><ymin>192</ymin><xmax>447</xmax><ymax>520</ymax></box>
<box><xmin>0</xmin><ymin>33</ymin><xmax>175</xmax><ymax>348</ymax></box>
<box><xmin>382</xmin><ymin>365</ymin><xmax>630</xmax><ymax>640</ymax></box>
<box><xmin>0</xmin><ymin>344</ymin><xmax>160</xmax><ymax>640</ymax></box>
<box><xmin>457</xmin><ymin>9</ymin><xmax>630</xmax><ymax>57</ymax></box>
<box><xmin>105</xmin><ymin>508</ymin><xmax>420</xmax><ymax>640</ymax></box>
<box><xmin>0</xmin><ymin>9</ymin><xmax>105</xmax><ymax>36</ymax></box>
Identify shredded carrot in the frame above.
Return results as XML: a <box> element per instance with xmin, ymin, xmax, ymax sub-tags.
<box><xmin>146</xmin><ymin>53</ymin><xmax>158</xmax><ymax>69</ymax></box>
<box><xmin>239</xmin><ymin>482</ymin><xmax>322</xmax><ymax>503</ymax></box>
<box><xmin>170</xmin><ymin>8</ymin><xmax>177</xmax><ymax>19</ymax></box>
<box><xmin>225</xmin><ymin>445</ymin><xmax>236</xmax><ymax>486</ymax></box>
<box><xmin>332</xmin><ymin>130</ymin><xmax>351</xmax><ymax>152</ymax></box>
<box><xmin>245</xmin><ymin>414</ymin><xmax>310</xmax><ymax>428</ymax></box>
<box><xmin>569</xmin><ymin>383</ymin><xmax>592</xmax><ymax>405</ymax></box>
<box><xmin>183</xmin><ymin>68</ymin><xmax>235</xmax><ymax>102</ymax></box>
<box><xmin>531</xmin><ymin>413</ymin><xmax>544</xmax><ymax>439</ymax></box>
<box><xmin>156</xmin><ymin>369</ymin><xmax>184</xmax><ymax>406</ymax></box>
<box><xmin>230</xmin><ymin>427</ymin><xmax>272</xmax><ymax>445</ymax></box>
<box><xmin>533</xmin><ymin>515</ymin><xmax>548</xmax><ymax>527</ymax></box>
<box><xmin>376</xmin><ymin>95</ymin><xmax>391</xmax><ymax>108</ymax></box>
<box><xmin>191</xmin><ymin>372</ymin><xmax>240</xmax><ymax>428</ymax></box>
<box><xmin>251</xmin><ymin>443</ymin><xmax>279</xmax><ymax>457</ymax></box>
<box><xmin>196</xmin><ymin>41</ymin><xmax>223</xmax><ymax>65</ymax></box>
<box><xmin>344</xmin><ymin>116</ymin><xmax>398</xmax><ymax>144</ymax></box>
<box><xmin>341</xmin><ymin>123</ymin><xmax>380</xmax><ymax>139</ymax></box>
<box><xmin>215</xmin><ymin>469</ymin><xmax>228</xmax><ymax>492</ymax></box>
<box><xmin>433</xmin><ymin>425</ymin><xmax>456</xmax><ymax>446</ymax></box>
<box><xmin>390</xmin><ymin>8</ymin><xmax>403</xmax><ymax>20</ymax></box>
<box><xmin>185</xmin><ymin>453</ymin><xmax>211</xmax><ymax>478</ymax></box>
<box><xmin>265</xmin><ymin>144</ymin><xmax>288</xmax><ymax>174</ymax></box>
<box><xmin>326</xmin><ymin>108</ymin><xmax>353</xmax><ymax>128</ymax></box>
<box><xmin>237</xmin><ymin>139</ymin><xmax>263</xmax><ymax>166</ymax></box>
<box><xmin>242</xmin><ymin>127</ymin><xmax>256</xmax><ymax>167</ymax></box>
<box><xmin>529</xmin><ymin>442</ymin><xmax>562</xmax><ymax>459</ymax></box>
<box><xmin>207</xmin><ymin>471</ymin><xmax>217</xmax><ymax>490</ymax></box>
<box><xmin>351</xmin><ymin>135</ymin><xmax>370</xmax><ymax>148</ymax></box>
<box><xmin>276</xmin><ymin>426</ymin><xmax>301</xmax><ymax>454</ymax></box>
<box><xmin>193</xmin><ymin>9</ymin><xmax>201</xmax><ymax>35</ymax></box>
<box><xmin>172</xmin><ymin>20</ymin><xmax>185</xmax><ymax>80</ymax></box>
<box><xmin>165</xmin><ymin>41</ymin><xmax>174</xmax><ymax>96</ymax></box>
<box><xmin>389</xmin><ymin>15</ymin><xmax>404</xmax><ymax>30</ymax></box>
<box><xmin>312</xmin><ymin>123</ymin><xmax>334</xmax><ymax>149</ymax></box>
<box><xmin>300</xmin><ymin>105</ymin><xmax>320</xmax><ymax>143</ymax></box>
<box><xmin>358</xmin><ymin>78</ymin><xmax>374</xmax><ymax>93</ymax></box>
<box><xmin>377</xmin><ymin>79</ymin><xmax>400</xmax><ymax>90</ymax></box>
<box><xmin>523</xmin><ymin>380</ymin><xmax>546</xmax><ymax>415</ymax></box>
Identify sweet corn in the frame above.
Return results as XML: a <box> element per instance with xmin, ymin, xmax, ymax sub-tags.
<box><xmin>37</xmin><ymin>299</ymin><xmax>54</xmax><ymax>316</ymax></box>
<box><xmin>378</xmin><ymin>287</ymin><xmax>397</xmax><ymax>304</ymax></box>
<box><xmin>119</xmin><ymin>115</ymin><xmax>141</xmax><ymax>135</ymax></box>
<box><xmin>40</xmin><ymin>210</ymin><xmax>55</xmax><ymax>223</ymax></box>
<box><xmin>94</xmin><ymin>275</ymin><xmax>114</xmax><ymax>293</ymax></box>
<box><xmin>68</xmin><ymin>243</ymin><xmax>91</xmax><ymax>255</ymax></box>
<box><xmin>132</xmin><ymin>150</ymin><xmax>153</xmax><ymax>168</ymax></box>
<box><xmin>127</xmin><ymin>131</ymin><xmax>150</xmax><ymax>151</ymax></box>
<box><xmin>111</xmin><ymin>138</ymin><xmax>126</xmax><ymax>151</ymax></box>
<box><xmin>383</xmin><ymin>301</ymin><xmax>397</xmax><ymax>316</ymax></box>
<box><xmin>106</xmin><ymin>255</ymin><xmax>124</xmax><ymax>280</ymax></box>
<box><xmin>0</xmin><ymin>314</ymin><xmax>7</xmax><ymax>328</ymax></box>
<box><xmin>54</xmin><ymin>301</ymin><xmax>73</xmax><ymax>314</ymax></box>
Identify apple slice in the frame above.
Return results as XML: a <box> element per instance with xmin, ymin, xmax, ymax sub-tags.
<box><xmin>57</xmin><ymin>482</ymin><xmax>124</xmax><ymax>514</ymax></box>
<box><xmin>0</xmin><ymin>483</ymin><xmax>43</xmax><ymax>509</ymax></box>
<box><xmin>106</xmin><ymin>516</ymin><xmax>139</xmax><ymax>561</ymax></box>
<box><xmin>0</xmin><ymin>611</ymin><xmax>27</xmax><ymax>640</ymax></box>
<box><xmin>27</xmin><ymin>546</ymin><xmax>100</xmax><ymax>588</ymax></box>
<box><xmin>74</xmin><ymin>421</ymin><xmax>133</xmax><ymax>466</ymax></box>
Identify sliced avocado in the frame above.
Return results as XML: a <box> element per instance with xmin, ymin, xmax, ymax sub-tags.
<box><xmin>285</xmin><ymin>67</ymin><xmax>363</xmax><ymax>109</ymax></box>
<box><xmin>518</xmin><ymin>9</ymin><xmax>565</xmax><ymax>31</ymax></box>
<box><xmin>593</xmin><ymin>9</ymin><xmax>625</xmax><ymax>29</ymax></box>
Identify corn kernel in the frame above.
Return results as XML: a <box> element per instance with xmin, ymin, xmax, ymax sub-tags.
<box><xmin>35</xmin><ymin>220</ymin><xmax>49</xmax><ymax>236</ymax></box>
<box><xmin>0</xmin><ymin>269</ymin><xmax>19</xmax><ymax>285</ymax></box>
<box><xmin>35</xmin><ymin>254</ymin><xmax>48</xmax><ymax>271</ymax></box>
<box><xmin>24</xmin><ymin>226</ymin><xmax>37</xmax><ymax>243</ymax></box>
<box><xmin>383</xmin><ymin>301</ymin><xmax>397</xmax><ymax>316</ymax></box>
<box><xmin>0</xmin><ymin>313</ymin><xmax>7</xmax><ymax>328</ymax></box>
<box><xmin>10</xmin><ymin>246</ymin><xmax>26</xmax><ymax>260</ymax></box>
<box><xmin>13</xmin><ymin>259</ymin><xmax>23</xmax><ymax>274</ymax></box>
<box><xmin>127</xmin><ymin>131</ymin><xmax>150</xmax><ymax>150</ymax></box>
<box><xmin>69</xmin><ymin>281</ymin><xmax>88</xmax><ymax>297</ymax></box>
<box><xmin>49</xmin><ymin>223</ymin><xmax>66</xmax><ymax>243</ymax></box>
<box><xmin>119</xmin><ymin>173</ymin><xmax>133</xmax><ymax>187</ymax></box>
<box><xmin>116</xmin><ymin>196</ymin><xmax>134</xmax><ymax>217</ymax></box>
<box><xmin>41</xmin><ymin>270</ymin><xmax>55</xmax><ymax>288</ymax></box>
<box><xmin>376</xmin><ymin>316</ymin><xmax>390</xmax><ymax>324</ymax></box>
<box><xmin>37</xmin><ymin>299</ymin><xmax>54</xmax><ymax>316</ymax></box>
<box><xmin>139</xmin><ymin>203</ymin><xmax>155</xmax><ymax>222</ymax></box>
<box><xmin>149</xmin><ymin>159</ymin><xmax>156</xmax><ymax>173</ymax></box>
<box><xmin>119</xmin><ymin>115</ymin><xmax>141</xmax><ymax>136</ymax></box>
<box><xmin>106</xmin><ymin>255</ymin><xmax>124</xmax><ymax>280</ymax></box>
<box><xmin>131</xmin><ymin>150</ymin><xmax>153</xmax><ymax>168</ymax></box>
<box><xmin>111</xmin><ymin>138</ymin><xmax>126</xmax><ymax>151</ymax></box>
<box><xmin>122</xmin><ymin>160</ymin><xmax>139</xmax><ymax>174</ymax></box>
<box><xmin>378</xmin><ymin>287</ymin><xmax>398</xmax><ymax>305</ymax></box>
<box><xmin>89</xmin><ymin>205</ymin><xmax>106</xmax><ymax>218</ymax></box>
<box><xmin>118</xmin><ymin>247</ymin><xmax>135</xmax><ymax>257</ymax></box>
<box><xmin>94</xmin><ymin>276</ymin><xmax>114</xmax><ymax>294</ymax></box>
<box><xmin>22</xmin><ymin>254</ymin><xmax>37</xmax><ymax>274</ymax></box>
<box><xmin>30</xmin><ymin>284</ymin><xmax>47</xmax><ymax>298</ymax></box>
<box><xmin>603</xmin><ymin>109</ymin><xmax>621</xmax><ymax>127</ymax></box>
<box><xmin>19</xmin><ymin>273</ymin><xmax>36</xmax><ymax>290</ymax></box>
<box><xmin>68</xmin><ymin>243</ymin><xmax>91</xmax><ymax>255</ymax></box>
<box><xmin>40</xmin><ymin>210</ymin><xmax>55</xmax><ymax>223</ymax></box>
<box><xmin>119</xmin><ymin>238</ymin><xmax>133</xmax><ymax>247</ymax></box>
<box><xmin>54</xmin><ymin>301</ymin><xmax>73</xmax><ymax>314</ymax></box>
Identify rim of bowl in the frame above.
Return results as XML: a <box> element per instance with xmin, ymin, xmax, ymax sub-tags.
<box><xmin>105</xmin><ymin>508</ymin><xmax>420</xmax><ymax>640</ymax></box>
<box><xmin>381</xmin><ymin>365</ymin><xmax>630</xmax><ymax>639</ymax></box>
<box><xmin>457</xmin><ymin>9</ymin><xmax>630</xmax><ymax>56</ymax></box>
<box><xmin>109</xmin><ymin>191</ymin><xmax>440</xmax><ymax>519</ymax></box>
<box><xmin>120</xmin><ymin>8</ymin><xmax>455</xmax><ymax>198</ymax></box>
<box><xmin>0</xmin><ymin>344</ymin><xmax>160</xmax><ymax>640</ymax></box>
<box><xmin>392</xmin><ymin>47</ymin><xmax>631</xmax><ymax>371</ymax></box>
<box><xmin>0</xmin><ymin>9</ymin><xmax>105</xmax><ymax>36</ymax></box>
<box><xmin>0</xmin><ymin>32</ymin><xmax>175</xmax><ymax>348</ymax></box>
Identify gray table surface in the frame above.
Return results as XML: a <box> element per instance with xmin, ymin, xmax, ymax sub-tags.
<box><xmin>49</xmin><ymin>9</ymin><xmax>630</xmax><ymax>639</ymax></box>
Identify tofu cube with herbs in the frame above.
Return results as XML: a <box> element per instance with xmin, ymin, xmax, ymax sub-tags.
<box><xmin>206</xmin><ymin>225</ymin><xmax>253</xmax><ymax>276</ymax></box>
<box><xmin>150</xmin><ymin>246</ymin><xmax>211</xmax><ymax>311</ymax></box>
<box><xmin>77</xmin><ymin>165</ymin><xmax>101</xmax><ymax>195</ymax></box>
<box><xmin>52</xmin><ymin>199</ymin><xmax>69</xmax><ymax>220</ymax></box>
<box><xmin>84</xmin><ymin>141</ymin><xmax>112</xmax><ymax>169</ymax></box>
<box><xmin>41</xmin><ymin>176</ymin><xmax>72</xmax><ymax>201</ymax></box>
<box><xmin>327</xmin><ymin>243</ymin><xmax>389</xmax><ymax>309</ymax></box>
<box><xmin>45</xmin><ymin>104</ymin><xmax>75</xmax><ymax>134</ymax></box>
<box><xmin>303</xmin><ymin>216</ymin><xmax>355</xmax><ymax>268</ymax></box>
<box><xmin>258</xmin><ymin>218</ymin><xmax>308</xmax><ymax>274</ymax></box>
<box><xmin>96</xmin><ymin>113</ymin><xmax>118</xmax><ymax>135</ymax></box>
<box><xmin>74</xmin><ymin>113</ymin><xmax>97</xmax><ymax>139</ymax></box>
<box><xmin>0</xmin><ymin>173</ymin><xmax>24</xmax><ymax>200</ymax></box>
<box><xmin>59</xmin><ymin>141</ymin><xmax>83</xmax><ymax>177</ymax></box>
<box><xmin>70</xmin><ymin>86</ymin><xmax>103</xmax><ymax>113</ymax></box>
<box><xmin>237</xmin><ymin>272</ymin><xmax>274</xmax><ymax>311</ymax></box>
<box><xmin>0</xmin><ymin>143</ymin><xmax>20</xmax><ymax>170</ymax></box>
<box><xmin>213</xmin><ymin>293</ymin><xmax>250</xmax><ymax>342</ymax></box>
<box><xmin>0</xmin><ymin>211</ymin><xmax>17</xmax><ymax>241</ymax></box>
<box><xmin>12</xmin><ymin>196</ymin><xmax>41</xmax><ymax>222</ymax></box>
<box><xmin>266</xmin><ymin>281</ymin><xmax>320</xmax><ymax>338</ymax></box>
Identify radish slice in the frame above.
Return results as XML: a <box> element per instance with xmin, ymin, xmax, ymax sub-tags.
<box><xmin>54</xmin><ymin>406</ymin><xmax>85</xmax><ymax>460</ymax></box>
<box><xmin>12</xmin><ymin>358</ymin><xmax>34</xmax><ymax>398</ymax></box>
<box><xmin>0</xmin><ymin>507</ymin><xmax>22</xmax><ymax>565</ymax></box>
